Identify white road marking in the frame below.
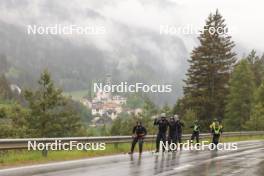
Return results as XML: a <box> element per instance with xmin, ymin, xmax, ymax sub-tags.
<box><xmin>173</xmin><ymin>164</ymin><xmax>193</xmax><ymax>171</ymax></box>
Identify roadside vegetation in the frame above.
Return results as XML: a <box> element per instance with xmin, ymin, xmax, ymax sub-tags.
<box><xmin>0</xmin><ymin>134</ymin><xmax>263</xmax><ymax>168</ymax></box>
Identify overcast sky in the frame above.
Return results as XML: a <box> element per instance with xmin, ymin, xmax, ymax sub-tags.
<box><xmin>0</xmin><ymin>0</ymin><xmax>263</xmax><ymax>72</ymax></box>
<box><xmin>0</xmin><ymin>0</ymin><xmax>263</xmax><ymax>52</ymax></box>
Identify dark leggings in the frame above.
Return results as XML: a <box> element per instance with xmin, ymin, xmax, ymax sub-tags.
<box><xmin>156</xmin><ymin>132</ymin><xmax>166</xmax><ymax>152</ymax></box>
<box><xmin>191</xmin><ymin>131</ymin><xmax>200</xmax><ymax>143</ymax></box>
<box><xmin>168</xmin><ymin>134</ymin><xmax>177</xmax><ymax>151</ymax></box>
<box><xmin>131</xmin><ymin>137</ymin><xmax>144</xmax><ymax>153</ymax></box>
<box><xmin>212</xmin><ymin>134</ymin><xmax>220</xmax><ymax>145</ymax></box>
<box><xmin>168</xmin><ymin>133</ymin><xmax>177</xmax><ymax>145</ymax></box>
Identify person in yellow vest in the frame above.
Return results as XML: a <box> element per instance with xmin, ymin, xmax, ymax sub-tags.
<box><xmin>209</xmin><ymin>118</ymin><xmax>218</xmax><ymax>129</ymax></box>
<box><xmin>210</xmin><ymin>118</ymin><xmax>223</xmax><ymax>130</ymax></box>
<box><xmin>190</xmin><ymin>120</ymin><xmax>200</xmax><ymax>143</ymax></box>
<box><xmin>211</xmin><ymin>121</ymin><xmax>223</xmax><ymax>145</ymax></box>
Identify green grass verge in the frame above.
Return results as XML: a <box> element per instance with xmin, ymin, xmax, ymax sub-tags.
<box><xmin>0</xmin><ymin>135</ymin><xmax>263</xmax><ymax>168</ymax></box>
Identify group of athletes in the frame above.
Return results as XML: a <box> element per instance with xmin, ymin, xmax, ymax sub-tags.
<box><xmin>129</xmin><ymin>113</ymin><xmax>223</xmax><ymax>154</ymax></box>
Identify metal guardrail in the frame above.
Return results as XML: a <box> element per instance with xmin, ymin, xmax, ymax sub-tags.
<box><xmin>0</xmin><ymin>131</ymin><xmax>263</xmax><ymax>150</ymax></box>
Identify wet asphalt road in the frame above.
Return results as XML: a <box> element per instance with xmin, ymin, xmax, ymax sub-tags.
<box><xmin>0</xmin><ymin>140</ymin><xmax>264</xmax><ymax>176</ymax></box>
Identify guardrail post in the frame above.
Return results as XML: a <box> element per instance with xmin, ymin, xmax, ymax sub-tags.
<box><xmin>0</xmin><ymin>151</ymin><xmax>5</xmax><ymax>163</ymax></box>
<box><xmin>42</xmin><ymin>149</ymin><xmax>48</xmax><ymax>157</ymax></box>
<box><xmin>114</xmin><ymin>143</ymin><xmax>119</xmax><ymax>150</ymax></box>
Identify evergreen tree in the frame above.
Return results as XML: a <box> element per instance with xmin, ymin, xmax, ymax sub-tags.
<box><xmin>246</xmin><ymin>50</ymin><xmax>264</xmax><ymax>87</ymax></box>
<box><xmin>182</xmin><ymin>109</ymin><xmax>197</xmax><ymax>133</ymax></box>
<box><xmin>126</xmin><ymin>93</ymin><xmax>145</xmax><ymax>109</ymax></box>
<box><xmin>110</xmin><ymin>117</ymin><xmax>122</xmax><ymax>135</ymax></box>
<box><xmin>255</xmin><ymin>82</ymin><xmax>264</xmax><ymax>103</ymax></box>
<box><xmin>245</xmin><ymin>104</ymin><xmax>264</xmax><ymax>131</ymax></box>
<box><xmin>172</xmin><ymin>98</ymin><xmax>189</xmax><ymax>119</ymax></box>
<box><xmin>172</xmin><ymin>99</ymin><xmax>181</xmax><ymax>115</ymax></box>
<box><xmin>120</xmin><ymin>114</ymin><xmax>136</xmax><ymax>135</ymax></box>
<box><xmin>245</xmin><ymin>83</ymin><xmax>264</xmax><ymax>130</ymax></box>
<box><xmin>25</xmin><ymin>70</ymin><xmax>82</xmax><ymax>137</ymax></box>
<box><xmin>161</xmin><ymin>103</ymin><xmax>172</xmax><ymax>117</ymax></box>
<box><xmin>224</xmin><ymin>60</ymin><xmax>255</xmax><ymax>130</ymax></box>
<box><xmin>183</xmin><ymin>10</ymin><xmax>236</xmax><ymax>127</ymax></box>
<box><xmin>139</xmin><ymin>97</ymin><xmax>159</xmax><ymax>135</ymax></box>
<box><xmin>0</xmin><ymin>103</ymin><xmax>29</xmax><ymax>138</ymax></box>
<box><xmin>100</xmin><ymin>124</ymin><xmax>109</xmax><ymax>136</ymax></box>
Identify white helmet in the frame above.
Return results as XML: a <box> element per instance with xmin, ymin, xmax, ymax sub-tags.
<box><xmin>160</xmin><ymin>113</ymin><xmax>166</xmax><ymax>118</ymax></box>
<box><xmin>174</xmin><ymin>114</ymin><xmax>179</xmax><ymax>121</ymax></box>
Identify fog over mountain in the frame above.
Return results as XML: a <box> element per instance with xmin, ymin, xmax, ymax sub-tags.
<box><xmin>0</xmin><ymin>0</ymin><xmax>263</xmax><ymax>105</ymax></box>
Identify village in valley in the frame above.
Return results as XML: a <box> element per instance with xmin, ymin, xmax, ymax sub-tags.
<box><xmin>80</xmin><ymin>75</ymin><xmax>143</xmax><ymax>126</ymax></box>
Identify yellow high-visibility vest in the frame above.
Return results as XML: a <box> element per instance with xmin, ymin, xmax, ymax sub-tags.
<box><xmin>210</xmin><ymin>122</ymin><xmax>215</xmax><ymax>129</ymax></box>
<box><xmin>210</xmin><ymin>122</ymin><xmax>223</xmax><ymax>129</ymax></box>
